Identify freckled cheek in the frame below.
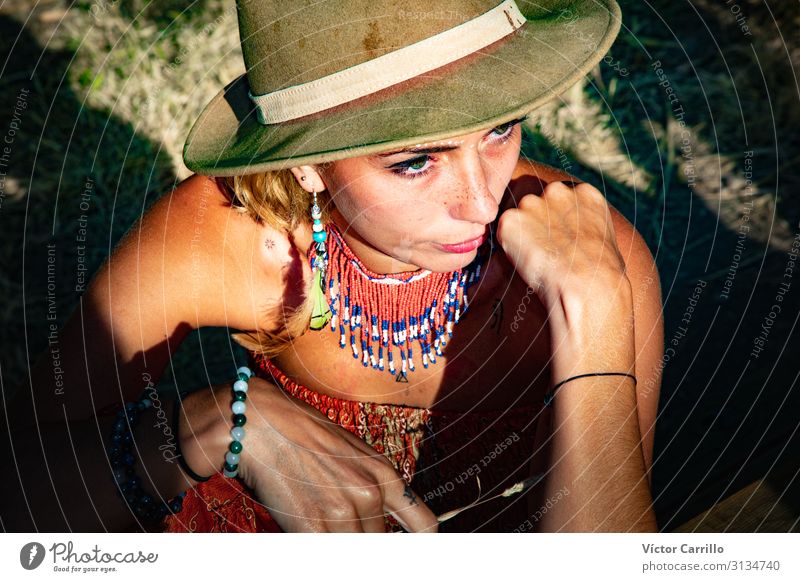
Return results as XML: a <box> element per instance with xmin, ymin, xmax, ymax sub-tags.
<box><xmin>359</xmin><ymin>197</ymin><xmax>434</xmax><ymax>230</ymax></box>
<box><xmin>487</xmin><ymin>147</ymin><xmax>521</xmax><ymax>198</ymax></box>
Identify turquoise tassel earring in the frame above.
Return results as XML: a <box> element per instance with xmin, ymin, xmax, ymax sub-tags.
<box><xmin>309</xmin><ymin>188</ymin><xmax>331</xmax><ymax>330</ymax></box>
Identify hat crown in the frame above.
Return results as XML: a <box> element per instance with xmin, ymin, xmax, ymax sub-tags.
<box><xmin>184</xmin><ymin>0</ymin><xmax>621</xmax><ymax>175</ymax></box>
<box><xmin>238</xmin><ymin>0</ymin><xmax>563</xmax><ymax>95</ymax></box>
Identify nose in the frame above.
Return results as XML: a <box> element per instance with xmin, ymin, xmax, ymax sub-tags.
<box><xmin>448</xmin><ymin>154</ymin><xmax>500</xmax><ymax>225</ymax></box>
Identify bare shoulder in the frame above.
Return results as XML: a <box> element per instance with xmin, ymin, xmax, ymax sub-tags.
<box><xmin>505</xmin><ymin>157</ymin><xmax>661</xmax><ymax>309</ymax></box>
<box><xmin>109</xmin><ymin>174</ymin><xmax>299</xmax><ymax>333</ymax></box>
<box><xmin>507</xmin><ymin>157</ymin><xmax>663</xmax><ymax>473</ymax></box>
<box><xmin>606</xmin><ymin>202</ymin><xmax>659</xmax><ymax>289</ymax></box>
<box><xmin>606</xmin><ymin>203</ymin><xmax>664</xmax><ymax>479</ymax></box>
<box><xmin>512</xmin><ymin>156</ymin><xmax>576</xmax><ymax>183</ymax></box>
<box><xmin>503</xmin><ymin>157</ymin><xmax>577</xmax><ymax>211</ymax></box>
<box><xmin>509</xmin><ymin>156</ymin><xmax>655</xmax><ymax>274</ymax></box>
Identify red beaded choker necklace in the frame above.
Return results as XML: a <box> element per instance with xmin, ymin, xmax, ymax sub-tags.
<box><xmin>307</xmin><ymin>223</ymin><xmax>492</xmax><ymax>381</ymax></box>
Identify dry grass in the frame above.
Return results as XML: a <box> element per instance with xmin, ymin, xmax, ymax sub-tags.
<box><xmin>60</xmin><ymin>0</ymin><xmax>244</xmax><ymax>179</ymax></box>
<box><xmin>0</xmin><ymin>0</ymin><xmax>248</xmax><ymax>393</ymax></box>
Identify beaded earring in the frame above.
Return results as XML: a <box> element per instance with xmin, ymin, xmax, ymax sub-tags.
<box><xmin>309</xmin><ymin>188</ymin><xmax>332</xmax><ymax>330</ymax></box>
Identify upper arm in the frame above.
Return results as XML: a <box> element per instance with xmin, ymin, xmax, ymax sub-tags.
<box><xmin>511</xmin><ymin>157</ymin><xmax>663</xmax><ymax>478</ymax></box>
<box><xmin>609</xmin><ymin>205</ymin><xmax>664</xmax><ymax>482</ymax></box>
<box><xmin>17</xmin><ymin>175</ymin><xmax>281</xmax><ymax>425</ymax></box>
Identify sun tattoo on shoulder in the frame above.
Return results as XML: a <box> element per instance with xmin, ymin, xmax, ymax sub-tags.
<box><xmin>264</xmin><ymin>239</ymin><xmax>275</xmax><ymax>250</ymax></box>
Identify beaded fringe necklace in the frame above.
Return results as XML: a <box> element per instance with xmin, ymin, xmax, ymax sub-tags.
<box><xmin>307</xmin><ymin>223</ymin><xmax>491</xmax><ymax>381</ymax></box>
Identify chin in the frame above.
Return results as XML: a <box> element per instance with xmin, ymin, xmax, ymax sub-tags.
<box><xmin>424</xmin><ymin>249</ymin><xmax>480</xmax><ymax>273</ymax></box>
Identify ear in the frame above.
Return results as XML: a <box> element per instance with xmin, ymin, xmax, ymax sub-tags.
<box><xmin>290</xmin><ymin>165</ymin><xmax>327</xmax><ymax>194</ymax></box>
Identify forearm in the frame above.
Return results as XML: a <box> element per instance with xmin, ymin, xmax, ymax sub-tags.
<box><xmin>538</xmin><ymin>376</ymin><xmax>656</xmax><ymax>532</ymax></box>
<box><xmin>538</xmin><ymin>281</ymin><xmax>656</xmax><ymax>532</ymax></box>
<box><xmin>1</xmin><ymin>395</ymin><xmax>223</xmax><ymax>532</ymax></box>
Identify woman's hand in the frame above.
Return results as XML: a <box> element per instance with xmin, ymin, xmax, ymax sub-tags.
<box><xmin>496</xmin><ymin>181</ymin><xmax>628</xmax><ymax>307</ymax></box>
<box><xmin>499</xmin><ymin>181</ymin><xmax>655</xmax><ymax>532</ymax></box>
<box><xmin>496</xmin><ymin>180</ymin><xmax>635</xmax><ymax>381</ymax></box>
<box><xmin>181</xmin><ymin>378</ymin><xmax>437</xmax><ymax>533</ymax></box>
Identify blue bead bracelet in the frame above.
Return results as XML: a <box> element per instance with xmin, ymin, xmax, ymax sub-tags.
<box><xmin>107</xmin><ymin>392</ymin><xmax>185</xmax><ymax>521</ymax></box>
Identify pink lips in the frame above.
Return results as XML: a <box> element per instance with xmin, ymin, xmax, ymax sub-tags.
<box><xmin>436</xmin><ymin>231</ymin><xmax>487</xmax><ymax>254</ymax></box>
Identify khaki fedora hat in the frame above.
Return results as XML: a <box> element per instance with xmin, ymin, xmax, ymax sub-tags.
<box><xmin>183</xmin><ymin>0</ymin><xmax>621</xmax><ymax>176</ymax></box>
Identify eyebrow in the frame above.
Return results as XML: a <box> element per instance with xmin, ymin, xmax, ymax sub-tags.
<box><xmin>377</xmin><ymin>116</ymin><xmax>529</xmax><ymax>158</ymax></box>
<box><xmin>377</xmin><ymin>144</ymin><xmax>458</xmax><ymax>157</ymax></box>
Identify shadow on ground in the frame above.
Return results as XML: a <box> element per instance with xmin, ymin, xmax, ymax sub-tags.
<box><xmin>0</xmin><ymin>13</ymin><xmax>244</xmax><ymax>401</ymax></box>
<box><xmin>522</xmin><ymin>0</ymin><xmax>800</xmax><ymax>530</ymax></box>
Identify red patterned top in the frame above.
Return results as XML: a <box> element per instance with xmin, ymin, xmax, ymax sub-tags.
<box><xmin>162</xmin><ymin>355</ymin><xmax>551</xmax><ymax>533</ymax></box>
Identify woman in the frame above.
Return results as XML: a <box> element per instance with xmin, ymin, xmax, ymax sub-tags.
<box><xmin>3</xmin><ymin>0</ymin><xmax>662</xmax><ymax>532</ymax></box>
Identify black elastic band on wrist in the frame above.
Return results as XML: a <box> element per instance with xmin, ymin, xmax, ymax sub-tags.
<box><xmin>173</xmin><ymin>391</ymin><xmax>211</xmax><ymax>483</ymax></box>
<box><xmin>544</xmin><ymin>372</ymin><xmax>637</xmax><ymax>408</ymax></box>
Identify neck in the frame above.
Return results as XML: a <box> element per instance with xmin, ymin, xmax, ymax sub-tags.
<box><xmin>329</xmin><ymin>210</ymin><xmax>425</xmax><ymax>275</ymax></box>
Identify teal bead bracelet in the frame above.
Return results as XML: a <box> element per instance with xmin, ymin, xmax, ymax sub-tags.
<box><xmin>223</xmin><ymin>366</ymin><xmax>253</xmax><ymax>478</ymax></box>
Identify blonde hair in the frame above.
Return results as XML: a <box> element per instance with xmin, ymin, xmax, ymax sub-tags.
<box><xmin>218</xmin><ymin>170</ymin><xmax>332</xmax><ymax>358</ymax></box>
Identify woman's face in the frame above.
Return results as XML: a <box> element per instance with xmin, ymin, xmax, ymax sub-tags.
<box><xmin>317</xmin><ymin>117</ymin><xmax>525</xmax><ymax>274</ymax></box>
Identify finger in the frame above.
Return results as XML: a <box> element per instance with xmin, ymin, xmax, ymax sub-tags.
<box><xmin>265</xmin><ymin>490</ymin><xmax>367</xmax><ymax>533</ymax></box>
<box><xmin>345</xmin><ymin>485</ymin><xmax>391</xmax><ymax>533</ymax></box>
<box><xmin>328</xmin><ymin>516</ymin><xmax>366</xmax><ymax>533</ymax></box>
<box><xmin>323</xmin><ymin>511</ymin><xmax>386</xmax><ymax>533</ymax></box>
<box><xmin>361</xmin><ymin>513</ymin><xmax>389</xmax><ymax>533</ymax></box>
<box><xmin>311</xmin><ymin>511</ymin><xmax>364</xmax><ymax>533</ymax></box>
<box><xmin>382</xmin><ymin>480</ymin><xmax>438</xmax><ymax>533</ymax></box>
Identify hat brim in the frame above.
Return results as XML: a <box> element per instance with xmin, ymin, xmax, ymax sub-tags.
<box><xmin>183</xmin><ymin>1</ymin><xmax>621</xmax><ymax>175</ymax></box>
